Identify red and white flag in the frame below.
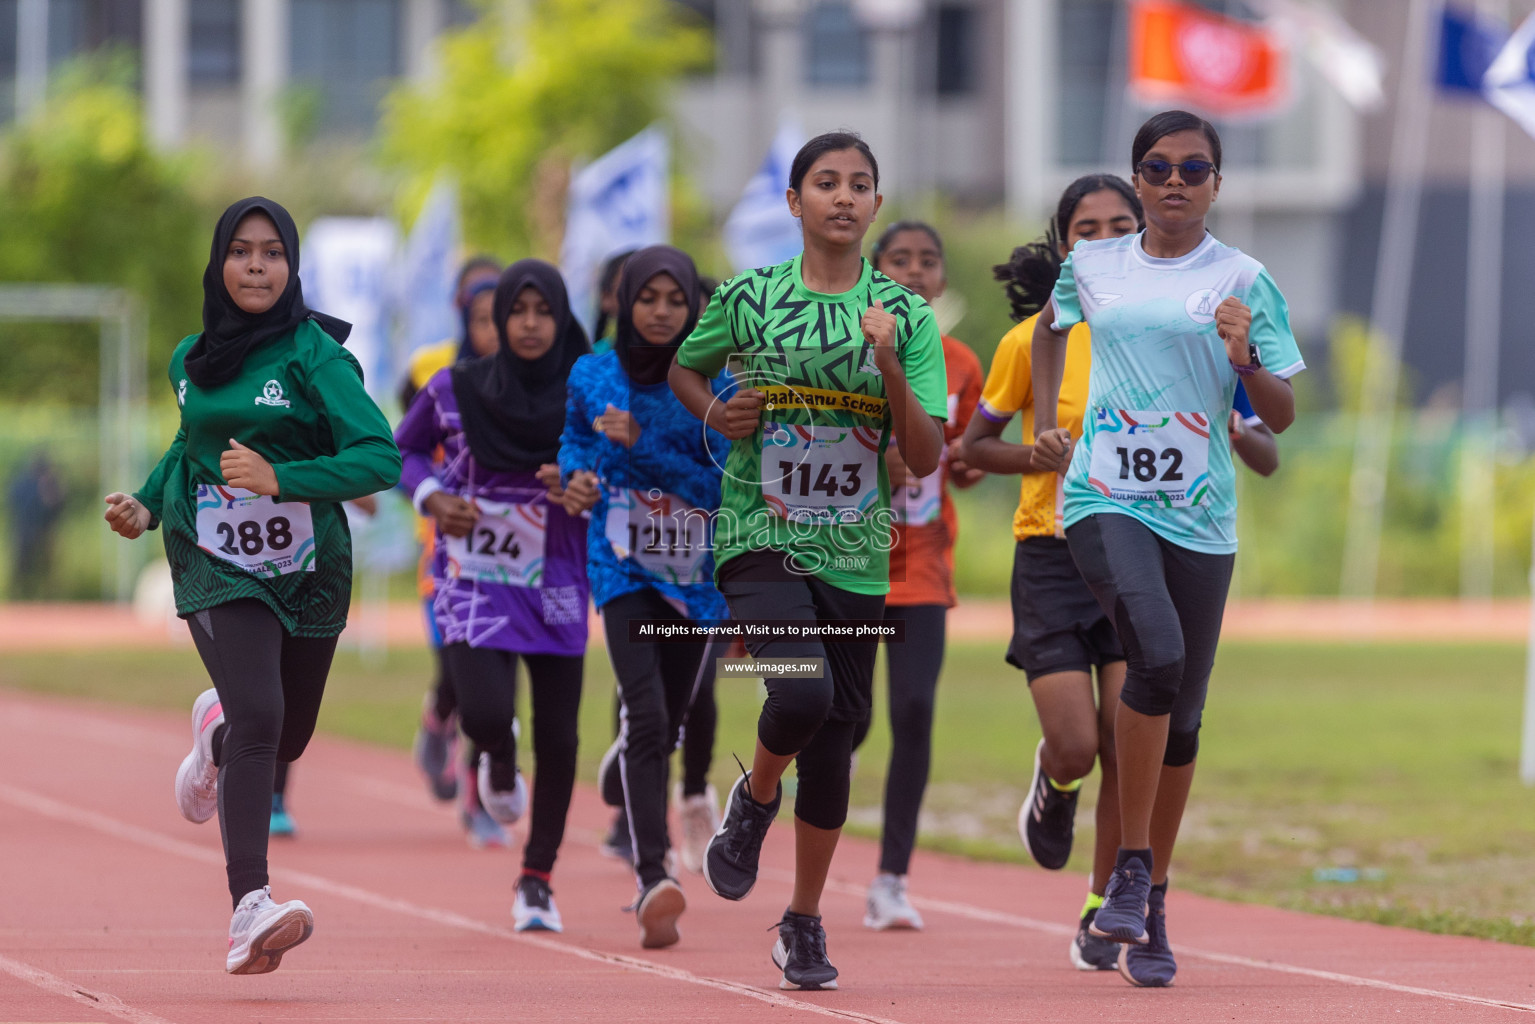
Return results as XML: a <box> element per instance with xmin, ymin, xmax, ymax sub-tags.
<box><xmin>1128</xmin><ymin>0</ymin><xmax>1289</xmax><ymax>117</ymax></box>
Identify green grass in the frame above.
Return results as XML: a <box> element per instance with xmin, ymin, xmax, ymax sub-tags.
<box><xmin>4</xmin><ymin>638</ymin><xmax>1533</xmax><ymax>945</ymax></box>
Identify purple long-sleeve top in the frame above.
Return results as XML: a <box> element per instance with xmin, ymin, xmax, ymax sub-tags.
<box><xmin>395</xmin><ymin>368</ymin><xmax>589</xmax><ymax>656</ymax></box>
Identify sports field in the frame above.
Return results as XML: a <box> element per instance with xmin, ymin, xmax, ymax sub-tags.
<box><xmin>5</xmin><ymin>634</ymin><xmax>1530</xmax><ymax>948</ymax></box>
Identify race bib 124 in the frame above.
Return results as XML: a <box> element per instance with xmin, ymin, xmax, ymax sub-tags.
<box><xmin>443</xmin><ymin>499</ymin><xmax>547</xmax><ymax>587</ymax></box>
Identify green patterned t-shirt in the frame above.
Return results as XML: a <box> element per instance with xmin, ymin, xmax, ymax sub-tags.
<box><xmin>676</xmin><ymin>255</ymin><xmax>947</xmax><ymax>595</ymax></box>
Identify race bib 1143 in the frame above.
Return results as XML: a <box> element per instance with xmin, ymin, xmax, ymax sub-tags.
<box><xmin>1087</xmin><ymin>409</ymin><xmax>1211</xmax><ymax>507</ymax></box>
<box><xmin>761</xmin><ymin>421</ymin><xmax>882</xmax><ymax>524</ymax></box>
<box><xmin>195</xmin><ymin>485</ymin><xmax>316</xmax><ymax>577</ymax></box>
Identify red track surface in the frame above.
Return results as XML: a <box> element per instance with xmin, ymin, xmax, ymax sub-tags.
<box><xmin>3</xmin><ymin>688</ymin><xmax>1534</xmax><ymax>1023</ymax></box>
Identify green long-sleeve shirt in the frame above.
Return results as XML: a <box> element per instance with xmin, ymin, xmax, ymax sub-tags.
<box><xmin>135</xmin><ymin>319</ymin><xmax>401</xmax><ymax>636</ymax></box>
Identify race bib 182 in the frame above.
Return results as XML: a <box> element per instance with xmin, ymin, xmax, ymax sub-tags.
<box><xmin>195</xmin><ymin>485</ymin><xmax>316</xmax><ymax>577</ymax></box>
<box><xmin>761</xmin><ymin>421</ymin><xmax>882</xmax><ymax>524</ymax></box>
<box><xmin>1087</xmin><ymin>409</ymin><xmax>1211</xmax><ymax>507</ymax></box>
<box><xmin>604</xmin><ymin>488</ymin><xmax>711</xmax><ymax>585</ymax></box>
<box><xmin>443</xmin><ymin>499</ymin><xmax>547</xmax><ymax>587</ymax></box>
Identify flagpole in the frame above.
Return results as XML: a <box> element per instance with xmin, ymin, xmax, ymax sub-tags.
<box><xmin>1340</xmin><ymin>0</ymin><xmax>1438</xmax><ymax>600</ymax></box>
<box><xmin>1460</xmin><ymin>0</ymin><xmax>1508</xmax><ymax>600</ymax></box>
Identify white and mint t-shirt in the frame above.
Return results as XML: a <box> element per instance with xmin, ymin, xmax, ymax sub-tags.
<box><xmin>1050</xmin><ymin>232</ymin><xmax>1304</xmax><ymax>554</ymax></box>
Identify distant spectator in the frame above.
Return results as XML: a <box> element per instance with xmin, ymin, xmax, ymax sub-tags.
<box><xmin>8</xmin><ymin>454</ymin><xmax>66</xmax><ymax>599</ymax></box>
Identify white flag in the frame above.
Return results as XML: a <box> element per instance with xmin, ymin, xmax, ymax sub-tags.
<box><xmin>561</xmin><ymin>126</ymin><xmax>670</xmax><ymax>336</ymax></box>
<box><xmin>1484</xmin><ymin>13</ymin><xmax>1535</xmax><ymax>139</ymax></box>
<box><xmin>396</xmin><ymin>178</ymin><xmax>462</xmax><ymax>364</ymax></box>
<box><xmin>723</xmin><ymin>120</ymin><xmax>805</xmax><ymax>274</ymax></box>
<box><xmin>301</xmin><ymin>217</ymin><xmax>399</xmax><ymax>402</ymax></box>
<box><xmin>1260</xmin><ymin>0</ymin><xmax>1385</xmax><ymax>112</ymax></box>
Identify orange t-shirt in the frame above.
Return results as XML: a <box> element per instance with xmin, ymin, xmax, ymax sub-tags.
<box><xmin>887</xmin><ymin>334</ymin><xmax>983</xmax><ymax>608</ymax></box>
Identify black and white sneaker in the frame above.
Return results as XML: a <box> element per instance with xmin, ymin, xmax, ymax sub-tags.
<box><xmin>703</xmin><ymin>769</ymin><xmax>780</xmax><ymax>901</ymax></box>
<box><xmin>1017</xmin><ymin>739</ymin><xmax>1077</xmax><ymax>870</ymax></box>
<box><xmin>1070</xmin><ymin>907</ymin><xmax>1121</xmax><ymax>970</ymax></box>
<box><xmin>770</xmin><ymin>908</ymin><xmax>838</xmax><ymax>990</ymax></box>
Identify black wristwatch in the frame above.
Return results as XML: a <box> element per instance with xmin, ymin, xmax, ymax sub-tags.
<box><xmin>1233</xmin><ymin>343</ymin><xmax>1261</xmax><ymax>377</ymax></box>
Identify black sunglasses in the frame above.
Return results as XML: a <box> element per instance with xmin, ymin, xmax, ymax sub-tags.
<box><xmin>1135</xmin><ymin>159</ymin><xmax>1216</xmax><ymax>187</ymax></box>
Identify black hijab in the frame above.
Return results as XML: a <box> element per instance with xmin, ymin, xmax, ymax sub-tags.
<box><xmin>614</xmin><ymin>246</ymin><xmax>702</xmax><ymax>388</ymax></box>
<box><xmin>452</xmin><ymin>259</ymin><xmax>590</xmax><ymax>473</ymax></box>
<box><xmin>183</xmin><ymin>196</ymin><xmax>350</xmax><ymax>389</ymax></box>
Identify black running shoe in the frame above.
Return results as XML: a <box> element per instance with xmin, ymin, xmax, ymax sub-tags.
<box><xmin>1070</xmin><ymin>908</ymin><xmax>1121</xmax><ymax>971</ymax></box>
<box><xmin>703</xmin><ymin>769</ymin><xmax>780</xmax><ymax>901</ymax></box>
<box><xmin>1018</xmin><ymin>739</ymin><xmax>1078</xmax><ymax>870</ymax></box>
<box><xmin>599</xmin><ymin>808</ymin><xmax>634</xmax><ymax>866</ymax></box>
<box><xmin>1090</xmin><ymin>855</ymin><xmax>1153</xmax><ymax>944</ymax></box>
<box><xmin>1119</xmin><ymin>885</ymin><xmax>1176</xmax><ymax>986</ymax></box>
<box><xmin>770</xmin><ymin>908</ymin><xmax>838</xmax><ymax>990</ymax></box>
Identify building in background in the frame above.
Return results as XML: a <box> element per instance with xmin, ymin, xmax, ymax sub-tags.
<box><xmin>5</xmin><ymin>0</ymin><xmax>1535</xmax><ymax>407</ymax></box>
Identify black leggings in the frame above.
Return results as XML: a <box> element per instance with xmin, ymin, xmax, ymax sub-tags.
<box><xmin>681</xmin><ymin>656</ymin><xmax>716</xmax><ymax>796</ymax></box>
<box><xmin>1065</xmin><ymin>513</ymin><xmax>1234</xmax><ymax>766</ymax></box>
<box><xmin>186</xmin><ymin>599</ymin><xmax>337</xmax><ymax>907</ymax></box>
<box><xmin>851</xmin><ymin>603</ymin><xmax>946</xmax><ymax>876</ymax></box>
<box><xmin>603</xmin><ymin>589</ymin><xmax>716</xmax><ymax>886</ymax></box>
<box><xmin>440</xmin><ymin>643</ymin><xmax>582</xmax><ymax>875</ymax></box>
<box><xmin>717</xmin><ymin>551</ymin><xmax>883</xmax><ymax>831</ymax></box>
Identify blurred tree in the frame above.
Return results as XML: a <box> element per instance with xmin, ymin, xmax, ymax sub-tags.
<box><xmin>0</xmin><ymin>56</ymin><xmax>207</xmax><ymax>404</ymax></box>
<box><xmin>377</xmin><ymin>0</ymin><xmax>710</xmax><ymax>258</ymax></box>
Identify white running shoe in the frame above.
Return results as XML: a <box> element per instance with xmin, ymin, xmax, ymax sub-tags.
<box><xmin>226</xmin><ymin>886</ymin><xmax>314</xmax><ymax>975</ymax></box>
<box><xmin>674</xmin><ymin>782</ymin><xmax>720</xmax><ymax>875</ymax></box>
<box><xmin>863</xmin><ymin>873</ymin><xmax>924</xmax><ymax>931</ymax></box>
<box><xmin>175</xmin><ymin>688</ymin><xmax>223</xmax><ymax>823</ymax></box>
<box><xmin>512</xmin><ymin>875</ymin><xmax>562</xmax><ymax>932</ymax></box>
<box><xmin>636</xmin><ymin>877</ymin><xmax>686</xmax><ymax>949</ymax></box>
<box><xmin>477</xmin><ymin>752</ymin><xmax>528</xmax><ymax>824</ymax></box>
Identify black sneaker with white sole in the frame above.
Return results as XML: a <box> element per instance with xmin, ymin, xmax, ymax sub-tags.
<box><xmin>1018</xmin><ymin>739</ymin><xmax>1077</xmax><ymax>870</ymax></box>
<box><xmin>770</xmin><ymin>908</ymin><xmax>838</xmax><ymax>990</ymax></box>
<box><xmin>703</xmin><ymin>770</ymin><xmax>780</xmax><ymax>901</ymax></box>
<box><xmin>1070</xmin><ymin>908</ymin><xmax>1121</xmax><ymax>970</ymax></box>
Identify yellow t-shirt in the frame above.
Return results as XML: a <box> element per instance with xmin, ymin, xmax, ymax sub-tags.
<box><xmin>977</xmin><ymin>313</ymin><xmax>1093</xmax><ymax>541</ymax></box>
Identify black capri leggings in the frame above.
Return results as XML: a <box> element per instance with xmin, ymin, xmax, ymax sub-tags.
<box><xmin>851</xmin><ymin>603</ymin><xmax>946</xmax><ymax>876</ymax></box>
<box><xmin>440</xmin><ymin>643</ymin><xmax>583</xmax><ymax>875</ymax></box>
<box><xmin>717</xmin><ymin>550</ymin><xmax>883</xmax><ymax>831</ymax></box>
<box><xmin>1065</xmin><ymin>513</ymin><xmax>1234</xmax><ymax>767</ymax></box>
<box><xmin>186</xmin><ymin>599</ymin><xmax>337</xmax><ymax>907</ymax></box>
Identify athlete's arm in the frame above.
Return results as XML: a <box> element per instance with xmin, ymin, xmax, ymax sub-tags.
<box><xmin>866</xmin><ymin>301</ymin><xmax>943</xmax><ymax>478</ymax></box>
<box><xmin>273</xmin><ymin>357</ymin><xmax>402</xmax><ymax>502</ymax></box>
<box><xmin>668</xmin><ymin>361</ymin><xmax>762</xmax><ymax>440</ymax></box>
<box><xmin>1218</xmin><ymin>296</ymin><xmax>1295</xmax><ymax>433</ymax></box>
<box><xmin>103</xmin><ymin>492</ymin><xmax>152</xmax><ymax>539</ymax></box>
<box><xmin>1229</xmin><ymin>412</ymin><xmax>1279</xmax><ymax>477</ymax></box>
<box><xmin>1029</xmin><ymin>313</ymin><xmax>1072</xmax><ymax>473</ymax></box>
<box><xmin>961</xmin><ymin>412</ymin><xmax>1032</xmax><ymax>474</ymax></box>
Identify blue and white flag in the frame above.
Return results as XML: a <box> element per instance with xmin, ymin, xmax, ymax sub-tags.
<box><xmin>1484</xmin><ymin>12</ymin><xmax>1535</xmax><ymax>138</ymax></box>
<box><xmin>396</xmin><ymin>177</ymin><xmax>462</xmax><ymax>363</ymax></box>
<box><xmin>723</xmin><ymin>119</ymin><xmax>804</xmax><ymax>274</ymax></box>
<box><xmin>301</xmin><ymin>217</ymin><xmax>399</xmax><ymax>403</ymax></box>
<box><xmin>561</xmin><ymin>126</ymin><xmax>670</xmax><ymax>336</ymax></box>
<box><xmin>1437</xmin><ymin>6</ymin><xmax>1507</xmax><ymax>94</ymax></box>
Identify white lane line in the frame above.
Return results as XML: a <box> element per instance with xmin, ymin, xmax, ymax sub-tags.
<box><xmin>0</xmin><ymin>784</ymin><xmax>907</xmax><ymax>1024</ymax></box>
<box><xmin>0</xmin><ymin>951</ymin><xmax>178</xmax><ymax>1024</ymax></box>
<box><xmin>798</xmin><ymin>872</ymin><xmax>1535</xmax><ymax>1014</ymax></box>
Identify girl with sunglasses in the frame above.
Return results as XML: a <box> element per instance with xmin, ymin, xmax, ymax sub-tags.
<box><xmin>963</xmin><ymin>172</ymin><xmax>1278</xmax><ymax>974</ymax></box>
<box><xmin>1029</xmin><ymin>111</ymin><xmax>1303</xmax><ymax>987</ymax></box>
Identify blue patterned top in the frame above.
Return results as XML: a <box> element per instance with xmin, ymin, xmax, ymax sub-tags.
<box><xmin>559</xmin><ymin>351</ymin><xmax>730</xmax><ymax>620</ymax></box>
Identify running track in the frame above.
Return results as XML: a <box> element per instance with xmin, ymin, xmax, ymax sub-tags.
<box><xmin>3</xmin><ymin>690</ymin><xmax>1534</xmax><ymax>1023</ymax></box>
